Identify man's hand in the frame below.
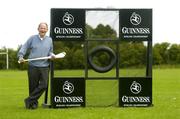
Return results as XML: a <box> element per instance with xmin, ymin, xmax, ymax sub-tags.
<box><xmin>18</xmin><ymin>57</ymin><xmax>25</xmax><ymax>64</ymax></box>
<box><xmin>50</xmin><ymin>53</ymin><xmax>56</xmax><ymax>60</ymax></box>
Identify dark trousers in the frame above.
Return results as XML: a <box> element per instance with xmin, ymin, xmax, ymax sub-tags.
<box><xmin>26</xmin><ymin>65</ymin><xmax>49</xmax><ymax>105</ymax></box>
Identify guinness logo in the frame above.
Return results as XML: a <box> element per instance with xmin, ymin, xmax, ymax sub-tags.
<box><xmin>62</xmin><ymin>12</ymin><xmax>74</xmax><ymax>25</ymax></box>
<box><xmin>63</xmin><ymin>81</ymin><xmax>74</xmax><ymax>94</ymax></box>
<box><xmin>130</xmin><ymin>81</ymin><xmax>141</xmax><ymax>94</ymax></box>
<box><xmin>130</xmin><ymin>12</ymin><xmax>141</xmax><ymax>25</ymax></box>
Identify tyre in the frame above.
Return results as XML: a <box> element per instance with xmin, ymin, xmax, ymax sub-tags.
<box><xmin>88</xmin><ymin>45</ymin><xmax>116</xmax><ymax>73</ymax></box>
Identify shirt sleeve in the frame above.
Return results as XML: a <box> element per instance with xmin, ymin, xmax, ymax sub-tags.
<box><xmin>48</xmin><ymin>37</ymin><xmax>54</xmax><ymax>56</ymax></box>
<box><xmin>17</xmin><ymin>37</ymin><xmax>32</xmax><ymax>59</ymax></box>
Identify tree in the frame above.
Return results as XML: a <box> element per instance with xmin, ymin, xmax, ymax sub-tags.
<box><xmin>119</xmin><ymin>41</ymin><xmax>146</xmax><ymax>67</ymax></box>
<box><xmin>153</xmin><ymin>42</ymin><xmax>170</xmax><ymax>64</ymax></box>
<box><xmin>85</xmin><ymin>24</ymin><xmax>94</xmax><ymax>39</ymax></box>
<box><xmin>168</xmin><ymin>44</ymin><xmax>180</xmax><ymax>64</ymax></box>
<box><xmin>92</xmin><ymin>24</ymin><xmax>117</xmax><ymax>39</ymax></box>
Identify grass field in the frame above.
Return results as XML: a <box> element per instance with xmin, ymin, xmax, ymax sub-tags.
<box><xmin>0</xmin><ymin>69</ymin><xmax>180</xmax><ymax>119</ymax></box>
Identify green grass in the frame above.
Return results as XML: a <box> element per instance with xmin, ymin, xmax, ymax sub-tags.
<box><xmin>0</xmin><ymin>69</ymin><xmax>180</xmax><ymax>119</ymax></box>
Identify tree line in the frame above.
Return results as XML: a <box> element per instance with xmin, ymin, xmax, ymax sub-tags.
<box><xmin>0</xmin><ymin>24</ymin><xmax>180</xmax><ymax>69</ymax></box>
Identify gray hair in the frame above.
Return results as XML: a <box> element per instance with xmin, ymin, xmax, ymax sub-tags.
<box><xmin>38</xmin><ymin>22</ymin><xmax>48</xmax><ymax>29</ymax></box>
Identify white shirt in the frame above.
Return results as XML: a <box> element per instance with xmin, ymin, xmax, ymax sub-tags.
<box><xmin>39</xmin><ymin>35</ymin><xmax>44</xmax><ymax>40</ymax></box>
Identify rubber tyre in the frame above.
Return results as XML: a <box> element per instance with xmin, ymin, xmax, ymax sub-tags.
<box><xmin>88</xmin><ymin>45</ymin><xmax>116</xmax><ymax>73</ymax></box>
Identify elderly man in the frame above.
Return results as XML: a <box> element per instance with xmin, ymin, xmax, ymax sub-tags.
<box><xmin>18</xmin><ymin>22</ymin><xmax>54</xmax><ymax>109</ymax></box>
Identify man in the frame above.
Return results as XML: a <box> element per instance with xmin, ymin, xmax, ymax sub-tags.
<box><xmin>18</xmin><ymin>22</ymin><xmax>55</xmax><ymax>109</ymax></box>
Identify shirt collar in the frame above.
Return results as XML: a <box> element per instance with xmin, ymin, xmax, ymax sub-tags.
<box><xmin>38</xmin><ymin>35</ymin><xmax>45</xmax><ymax>40</ymax></box>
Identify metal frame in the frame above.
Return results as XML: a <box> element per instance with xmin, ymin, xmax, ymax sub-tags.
<box><xmin>43</xmin><ymin>8</ymin><xmax>152</xmax><ymax>107</ymax></box>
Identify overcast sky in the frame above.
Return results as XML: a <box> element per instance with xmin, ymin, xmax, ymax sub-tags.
<box><xmin>0</xmin><ymin>0</ymin><xmax>179</xmax><ymax>49</ymax></box>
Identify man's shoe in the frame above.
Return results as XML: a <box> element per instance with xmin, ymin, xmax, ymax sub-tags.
<box><xmin>24</xmin><ymin>98</ymin><xmax>31</xmax><ymax>109</ymax></box>
<box><xmin>30</xmin><ymin>100</ymin><xmax>38</xmax><ymax>109</ymax></box>
<box><xmin>31</xmin><ymin>104</ymin><xmax>38</xmax><ymax>109</ymax></box>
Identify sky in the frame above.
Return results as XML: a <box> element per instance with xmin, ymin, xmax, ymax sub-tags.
<box><xmin>0</xmin><ymin>0</ymin><xmax>179</xmax><ymax>49</ymax></box>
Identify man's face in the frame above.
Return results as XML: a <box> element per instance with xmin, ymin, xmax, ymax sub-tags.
<box><xmin>38</xmin><ymin>23</ymin><xmax>48</xmax><ymax>37</ymax></box>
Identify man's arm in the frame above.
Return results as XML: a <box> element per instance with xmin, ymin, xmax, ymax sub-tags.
<box><xmin>48</xmin><ymin>38</ymin><xmax>55</xmax><ymax>59</ymax></box>
<box><xmin>17</xmin><ymin>37</ymin><xmax>31</xmax><ymax>63</ymax></box>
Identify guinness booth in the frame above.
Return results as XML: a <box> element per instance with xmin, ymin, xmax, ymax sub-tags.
<box><xmin>43</xmin><ymin>8</ymin><xmax>152</xmax><ymax>108</ymax></box>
